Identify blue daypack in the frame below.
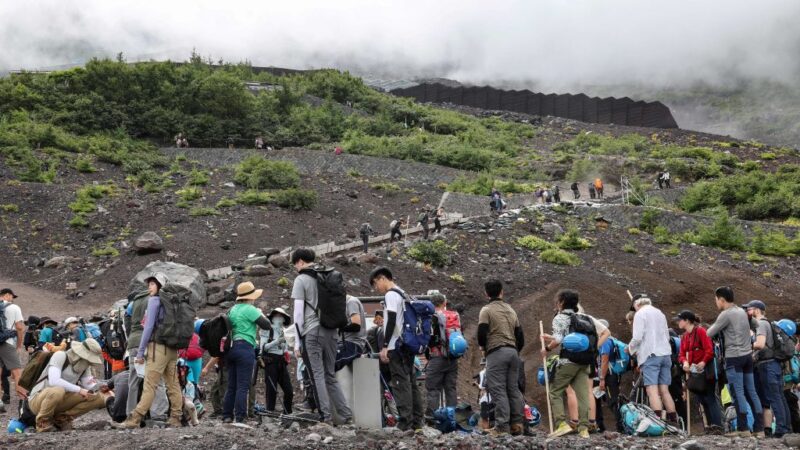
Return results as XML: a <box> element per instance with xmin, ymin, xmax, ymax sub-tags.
<box><xmin>390</xmin><ymin>288</ymin><xmax>435</xmax><ymax>355</ymax></box>
<box><xmin>620</xmin><ymin>403</ymin><xmax>668</xmax><ymax>437</ymax></box>
<box><xmin>608</xmin><ymin>337</ymin><xmax>631</xmax><ymax>375</ymax></box>
<box><xmin>84</xmin><ymin>323</ymin><xmax>104</xmax><ymax>347</ymax></box>
<box><xmin>433</xmin><ymin>406</ymin><xmax>456</xmax><ymax>433</ymax></box>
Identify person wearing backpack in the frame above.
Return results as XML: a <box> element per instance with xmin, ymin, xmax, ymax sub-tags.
<box><xmin>417</xmin><ymin>210</ymin><xmax>430</xmax><ymax>240</ymax></box>
<box><xmin>627</xmin><ymin>294</ymin><xmax>679</xmax><ymax>428</ymax></box>
<box><xmin>674</xmin><ymin>310</ymin><xmax>724</xmax><ymax>432</ymax></box>
<box><xmin>389</xmin><ymin>219</ymin><xmax>404</xmax><ymax>243</ymax></box>
<box><xmin>335</xmin><ymin>295</ymin><xmax>367</xmax><ymax>371</ymax></box>
<box><xmin>595</xmin><ymin>319</ymin><xmax>625</xmax><ymax>433</ymax></box>
<box><xmin>425</xmin><ymin>291</ymin><xmax>461</xmax><ymax>418</ymax></box>
<box><xmin>0</xmin><ymin>288</ymin><xmax>27</xmax><ymax>403</ymax></box>
<box><xmin>370</xmin><ymin>266</ymin><xmax>424</xmax><ymax>431</ymax></box>
<box><xmin>433</xmin><ymin>207</ymin><xmax>445</xmax><ymax>234</ymax></box>
<box><xmin>291</xmin><ymin>249</ymin><xmax>353</xmax><ymax>425</ymax></box>
<box><xmin>114</xmin><ymin>273</ymin><xmax>184</xmax><ymax>429</ymax></box>
<box><xmin>744</xmin><ymin>300</ymin><xmax>792</xmax><ymax>437</ymax></box>
<box><xmin>707</xmin><ymin>287</ymin><xmax>765</xmax><ymax>438</ymax></box>
<box><xmin>359</xmin><ymin>222</ymin><xmax>373</xmax><ymax>254</ymax></box>
<box><xmin>259</xmin><ymin>308</ymin><xmax>293</xmax><ymax>414</ymax></box>
<box><xmin>35</xmin><ymin>317</ymin><xmax>59</xmax><ymax>352</ymax></box>
<box><xmin>178</xmin><ymin>330</ymin><xmax>204</xmax><ymax>385</ymax></box>
<box><xmin>570</xmin><ymin>182</ymin><xmax>580</xmax><ymax>200</ymax></box>
<box><xmin>541</xmin><ymin>289</ymin><xmax>609</xmax><ymax>438</ymax></box>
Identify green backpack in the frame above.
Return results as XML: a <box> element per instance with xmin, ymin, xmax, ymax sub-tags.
<box><xmin>154</xmin><ymin>284</ymin><xmax>197</xmax><ymax>349</ymax></box>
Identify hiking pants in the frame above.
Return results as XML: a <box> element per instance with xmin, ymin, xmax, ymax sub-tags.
<box><xmin>725</xmin><ymin>355</ymin><xmax>764</xmax><ymax>432</ymax></box>
<box><xmin>785</xmin><ymin>390</ymin><xmax>800</xmax><ymax>433</ymax></box>
<box><xmin>695</xmin><ymin>388</ymin><xmax>723</xmax><ymax>428</ymax></box>
<box><xmin>486</xmin><ymin>346</ymin><xmax>524</xmax><ymax>429</ymax></box>
<box><xmin>302</xmin><ymin>326</ymin><xmax>352</xmax><ymax>422</ymax></box>
<box><xmin>433</xmin><ymin>218</ymin><xmax>442</xmax><ymax>234</ymax></box>
<box><xmin>755</xmin><ymin>360</ymin><xmax>791</xmax><ymax>435</ymax></box>
<box><xmin>211</xmin><ymin>364</ymin><xmax>227</xmax><ymax>414</ymax></box>
<box><xmin>133</xmin><ymin>343</ymin><xmax>183</xmax><ymax>421</ymax></box>
<box><xmin>1</xmin><ymin>362</ymin><xmax>9</xmax><ymax>403</ymax></box>
<box><xmin>550</xmin><ymin>362</ymin><xmax>590</xmax><ymax>429</ymax></box>
<box><xmin>362</xmin><ymin>235</ymin><xmax>369</xmax><ymax>253</ymax></box>
<box><xmin>597</xmin><ymin>372</ymin><xmax>623</xmax><ymax>432</ymax></box>
<box><xmin>223</xmin><ymin>340</ymin><xmax>256</xmax><ymax>421</ymax></box>
<box><xmin>572</xmin><ymin>189</ymin><xmax>580</xmax><ymax>199</ymax></box>
<box><xmin>263</xmin><ymin>354</ymin><xmax>293</xmax><ymax>414</ymax></box>
<box><xmin>425</xmin><ymin>356</ymin><xmax>458</xmax><ymax>416</ymax></box>
<box><xmin>422</xmin><ymin>223</ymin><xmax>430</xmax><ymax>240</ymax></box>
<box><xmin>388</xmin><ymin>349</ymin><xmax>424</xmax><ymax>430</ymax></box>
<box><xmin>390</xmin><ymin>229</ymin><xmax>403</xmax><ymax>242</ymax></box>
<box><xmin>126</xmin><ymin>354</ymin><xmax>169</xmax><ymax>419</ymax></box>
<box><xmin>30</xmin><ymin>387</ymin><xmax>106</xmax><ymax>422</ymax></box>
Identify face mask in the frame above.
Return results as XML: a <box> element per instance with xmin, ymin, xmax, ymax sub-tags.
<box><xmin>273</xmin><ymin>316</ymin><xmax>284</xmax><ymax>326</ymax></box>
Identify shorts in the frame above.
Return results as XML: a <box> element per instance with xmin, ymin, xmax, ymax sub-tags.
<box><xmin>0</xmin><ymin>344</ymin><xmax>21</xmax><ymax>371</ymax></box>
<box><xmin>640</xmin><ymin>354</ymin><xmax>672</xmax><ymax>386</ymax></box>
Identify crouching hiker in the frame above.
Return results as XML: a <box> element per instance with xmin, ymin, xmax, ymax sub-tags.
<box><xmin>28</xmin><ymin>338</ymin><xmax>112</xmax><ymax>432</ymax></box>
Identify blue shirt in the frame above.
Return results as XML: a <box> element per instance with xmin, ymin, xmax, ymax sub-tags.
<box><xmin>39</xmin><ymin>327</ymin><xmax>55</xmax><ymax>344</ymax></box>
<box><xmin>598</xmin><ymin>338</ymin><xmax>613</xmax><ymax>357</ymax></box>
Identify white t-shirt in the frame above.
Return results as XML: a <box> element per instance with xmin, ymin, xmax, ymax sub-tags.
<box><xmin>2</xmin><ymin>302</ymin><xmax>23</xmax><ymax>347</ymax></box>
<box><xmin>383</xmin><ymin>289</ymin><xmax>405</xmax><ymax>351</ymax></box>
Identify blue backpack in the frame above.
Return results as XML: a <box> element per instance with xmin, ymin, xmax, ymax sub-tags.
<box><xmin>785</xmin><ymin>355</ymin><xmax>800</xmax><ymax>384</ymax></box>
<box><xmin>608</xmin><ymin>337</ymin><xmax>631</xmax><ymax>375</ymax></box>
<box><xmin>433</xmin><ymin>406</ymin><xmax>456</xmax><ymax>433</ymax></box>
<box><xmin>391</xmin><ymin>288</ymin><xmax>434</xmax><ymax>355</ymax></box>
<box><xmin>84</xmin><ymin>323</ymin><xmax>105</xmax><ymax>348</ymax></box>
<box><xmin>620</xmin><ymin>403</ymin><xmax>668</xmax><ymax>437</ymax></box>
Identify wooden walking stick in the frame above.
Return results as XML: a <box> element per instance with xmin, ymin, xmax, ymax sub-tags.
<box><xmin>686</xmin><ymin>352</ymin><xmax>691</xmax><ymax>435</ymax></box>
<box><xmin>540</xmin><ymin>320</ymin><xmax>554</xmax><ymax>434</ymax></box>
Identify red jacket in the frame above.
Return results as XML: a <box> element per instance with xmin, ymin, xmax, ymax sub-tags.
<box><xmin>678</xmin><ymin>326</ymin><xmax>714</xmax><ymax>365</ymax></box>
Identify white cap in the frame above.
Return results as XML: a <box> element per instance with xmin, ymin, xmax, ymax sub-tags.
<box><xmin>64</xmin><ymin>317</ymin><xmax>79</xmax><ymax>326</ymax></box>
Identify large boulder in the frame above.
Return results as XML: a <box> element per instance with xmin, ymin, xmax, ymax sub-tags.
<box><xmin>129</xmin><ymin>261</ymin><xmax>207</xmax><ymax>306</ymax></box>
<box><xmin>268</xmin><ymin>254</ymin><xmax>289</xmax><ymax>269</ymax></box>
<box><xmin>134</xmin><ymin>232</ymin><xmax>164</xmax><ymax>254</ymax></box>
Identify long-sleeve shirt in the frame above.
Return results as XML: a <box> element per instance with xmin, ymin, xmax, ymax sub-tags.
<box><xmin>678</xmin><ymin>326</ymin><xmax>714</xmax><ymax>366</ymax></box>
<box><xmin>29</xmin><ymin>351</ymin><xmax>96</xmax><ymax>399</ymax></box>
<box><xmin>137</xmin><ymin>296</ymin><xmax>162</xmax><ymax>357</ymax></box>
<box><xmin>706</xmin><ymin>305</ymin><xmax>753</xmax><ymax>359</ymax></box>
<box><xmin>628</xmin><ymin>305</ymin><xmax>671</xmax><ymax>366</ymax></box>
<box><xmin>259</xmin><ymin>323</ymin><xmax>287</xmax><ymax>356</ymax></box>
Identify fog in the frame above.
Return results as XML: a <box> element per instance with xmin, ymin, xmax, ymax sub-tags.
<box><xmin>2</xmin><ymin>0</ymin><xmax>798</xmax><ymax>90</ymax></box>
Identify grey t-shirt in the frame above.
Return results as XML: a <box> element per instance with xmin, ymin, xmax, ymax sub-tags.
<box><xmin>707</xmin><ymin>306</ymin><xmax>753</xmax><ymax>359</ymax></box>
<box><xmin>292</xmin><ymin>273</ymin><xmax>319</xmax><ymax>335</ymax></box>
<box><xmin>754</xmin><ymin>318</ymin><xmax>774</xmax><ymax>363</ymax></box>
<box><xmin>343</xmin><ymin>296</ymin><xmax>367</xmax><ymax>348</ymax></box>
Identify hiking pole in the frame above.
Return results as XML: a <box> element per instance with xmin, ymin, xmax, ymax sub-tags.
<box><xmin>404</xmin><ymin>215</ymin><xmax>410</xmax><ymax>245</ymax></box>
<box><xmin>686</xmin><ymin>352</ymin><xmax>691</xmax><ymax>436</ymax></box>
<box><xmin>539</xmin><ymin>320</ymin><xmax>554</xmax><ymax>434</ymax></box>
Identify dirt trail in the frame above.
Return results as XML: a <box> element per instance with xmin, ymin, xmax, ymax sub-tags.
<box><xmin>0</xmin><ymin>277</ymin><xmax>100</xmax><ymax>318</ymax></box>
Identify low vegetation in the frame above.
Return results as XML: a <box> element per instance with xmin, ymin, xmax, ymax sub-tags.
<box><xmin>407</xmin><ymin>240</ymin><xmax>456</xmax><ymax>267</ymax></box>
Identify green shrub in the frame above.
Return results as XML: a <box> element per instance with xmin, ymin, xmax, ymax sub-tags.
<box><xmin>273</xmin><ymin>189</ymin><xmax>318</xmax><ymax>210</ymax></box>
<box><xmin>216</xmin><ymin>197</ymin><xmax>237</xmax><ymax>208</ymax></box>
<box><xmin>189</xmin><ymin>207</ymin><xmax>220</xmax><ymax>216</ymax></box>
<box><xmin>176</xmin><ymin>187</ymin><xmax>202</xmax><ymax>202</ymax></box>
<box><xmin>75</xmin><ymin>156</ymin><xmax>97</xmax><ymax>173</ymax></box>
<box><xmin>566</xmin><ymin>158</ymin><xmax>595</xmax><ymax>182</ymax></box>
<box><xmin>685</xmin><ymin>213</ymin><xmax>747</xmax><ymax>251</ymax></box>
<box><xmin>1</xmin><ymin>204</ymin><xmax>19</xmax><ymax>213</ymax></box>
<box><xmin>347</xmin><ymin>169</ymin><xmax>361</xmax><ymax>178</ymax></box>
<box><xmin>627</xmin><ymin>227</ymin><xmax>641</xmax><ymax>235</ymax></box>
<box><xmin>652</xmin><ymin>226</ymin><xmax>678</xmax><ymax>245</ymax></box>
<box><xmin>540</xmin><ymin>248</ymin><xmax>581</xmax><ymax>266</ymax></box>
<box><xmin>750</xmin><ymin>228</ymin><xmax>799</xmax><ymax>256</ymax></box>
<box><xmin>517</xmin><ymin>235</ymin><xmax>555</xmax><ymax>251</ymax></box>
<box><xmin>661</xmin><ymin>246</ymin><xmax>680</xmax><ymax>256</ymax></box>
<box><xmin>187</xmin><ymin>168</ymin><xmax>210</xmax><ymax>186</ymax></box>
<box><xmin>450</xmin><ymin>274</ymin><xmax>465</xmax><ymax>284</ymax></box>
<box><xmin>761</xmin><ymin>152</ymin><xmax>777</xmax><ymax>160</ymax></box>
<box><xmin>277</xmin><ymin>277</ymin><xmax>291</xmax><ymax>288</ymax></box>
<box><xmin>622</xmin><ymin>243</ymin><xmax>638</xmax><ymax>254</ymax></box>
<box><xmin>371</xmin><ymin>182</ymin><xmax>401</xmax><ymax>194</ymax></box>
<box><xmin>236</xmin><ymin>190</ymin><xmax>273</xmax><ymax>205</ymax></box>
<box><xmin>746</xmin><ymin>253</ymin><xmax>765</xmax><ymax>263</ymax></box>
<box><xmin>69</xmin><ymin>183</ymin><xmax>114</xmax><ymax>214</ymax></box>
<box><xmin>233</xmin><ymin>155</ymin><xmax>299</xmax><ymax>189</ymax></box>
<box><xmin>69</xmin><ymin>214</ymin><xmax>89</xmax><ymax>227</ymax></box>
<box><xmin>556</xmin><ymin>226</ymin><xmax>593</xmax><ymax>250</ymax></box>
<box><xmin>407</xmin><ymin>240</ymin><xmax>456</xmax><ymax>267</ymax></box>
<box><xmin>91</xmin><ymin>245</ymin><xmax>119</xmax><ymax>257</ymax></box>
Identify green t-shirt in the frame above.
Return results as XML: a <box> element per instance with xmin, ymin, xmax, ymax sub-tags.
<box><xmin>228</xmin><ymin>303</ymin><xmax>264</xmax><ymax>348</ymax></box>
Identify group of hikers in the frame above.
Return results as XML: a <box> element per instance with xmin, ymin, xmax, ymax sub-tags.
<box><xmin>360</xmin><ymin>206</ymin><xmax>446</xmax><ymax>253</ymax></box>
<box><xmin>3</xmin><ymin>266</ymin><xmax>799</xmax><ymax>440</ymax></box>
<box><xmin>489</xmin><ymin>179</ymin><xmax>607</xmax><ymax>215</ymax></box>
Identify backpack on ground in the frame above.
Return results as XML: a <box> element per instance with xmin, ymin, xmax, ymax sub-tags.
<box><xmin>620</xmin><ymin>402</ymin><xmax>681</xmax><ymax>437</ymax></box>
<box><xmin>154</xmin><ymin>284</ymin><xmax>197</xmax><ymax>349</ymax></box>
<box><xmin>608</xmin><ymin>337</ymin><xmax>631</xmax><ymax>375</ymax></box>
<box><xmin>198</xmin><ymin>314</ymin><xmax>232</xmax><ymax>358</ymax></box>
<box><xmin>391</xmin><ymin>288</ymin><xmax>435</xmax><ymax>355</ymax></box>
<box><xmin>770</xmin><ymin>321</ymin><xmax>797</xmax><ymax>362</ymax></box>
<box><xmin>301</xmin><ymin>266</ymin><xmax>348</xmax><ymax>330</ymax></box>
<box><xmin>560</xmin><ymin>313</ymin><xmax>598</xmax><ymax>365</ymax></box>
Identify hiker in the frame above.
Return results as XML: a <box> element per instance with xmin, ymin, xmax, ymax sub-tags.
<box><xmin>371</xmin><ymin>266</ymin><xmax>424</xmax><ymax>431</ymax></box>
<box><xmin>588</xmin><ymin>183</ymin><xmax>596</xmax><ymax>200</ymax></box>
<box><xmin>36</xmin><ymin>317</ymin><xmax>60</xmax><ymax>351</ymax></box>
<box><xmin>674</xmin><ymin>310</ymin><xmax>724</xmax><ymax>432</ymax></box>
<box><xmin>570</xmin><ymin>182</ymin><xmax>580</xmax><ymax>200</ymax></box>
<box><xmin>433</xmin><ymin>207</ymin><xmax>445</xmax><ymax>234</ymax></box>
<box><xmin>359</xmin><ymin>222</ymin><xmax>374</xmax><ymax>254</ymax></box>
<box><xmin>662</xmin><ymin>171</ymin><xmax>671</xmax><ymax>188</ymax></box>
<box><xmin>425</xmin><ymin>291</ymin><xmax>461</xmax><ymax>417</ymax></box>
<box><xmin>260</xmin><ymin>307</ymin><xmax>293</xmax><ymax>414</ymax></box>
<box><xmin>552</xmin><ymin>185</ymin><xmax>561</xmax><ymax>203</ymax></box>
<box><xmin>389</xmin><ymin>219</ymin><xmax>404</xmax><ymax>243</ymax></box>
<box><xmin>178</xmin><ymin>321</ymin><xmax>204</xmax><ymax>385</ymax></box>
<box><xmin>706</xmin><ymin>286</ymin><xmax>765</xmax><ymax>438</ymax></box>
<box><xmin>27</xmin><ymin>338</ymin><xmax>113</xmax><ymax>432</ymax></box>
<box><xmin>226</xmin><ymin>137</ymin><xmax>235</xmax><ymax>150</ymax></box>
<box><xmin>596</xmin><ymin>319</ymin><xmax>625</xmax><ymax>433</ymax></box>
<box><xmin>64</xmin><ymin>317</ymin><xmax>86</xmax><ymax>342</ymax></box>
<box><xmin>176</xmin><ymin>360</ymin><xmax>201</xmax><ymax>426</ymax></box>
<box><xmin>114</xmin><ymin>273</ymin><xmax>184</xmax><ymax>429</ymax></box>
<box><xmin>255</xmin><ymin>136</ymin><xmax>264</xmax><ymax>150</ymax></box>
<box><xmin>292</xmin><ymin>249</ymin><xmax>353</xmax><ymax>425</ymax></box>
<box><xmin>478</xmin><ymin>279</ymin><xmax>525</xmax><ymax>436</ymax></box>
<box><xmin>201</xmin><ymin>356</ymin><xmax>225</xmax><ymax>418</ymax></box>
<box><xmin>594</xmin><ymin>179</ymin><xmax>604</xmax><ymax>198</ymax></box>
<box><xmin>174</xmin><ymin>133</ymin><xmax>183</xmax><ymax>148</ymax></box>
<box><xmin>744</xmin><ymin>300</ymin><xmax>791</xmax><ymax>437</ymax></box>
<box><xmin>336</xmin><ymin>295</ymin><xmax>367</xmax><ymax>371</ymax></box>
<box><xmin>106</xmin><ymin>370</ymin><xmax>130</xmax><ymax>423</ymax></box>
<box><xmin>0</xmin><ymin>288</ymin><xmax>27</xmax><ymax>401</ymax></box>
<box><xmin>565</xmin><ymin>305</ymin><xmax>604</xmax><ymax>433</ymax></box>
<box><xmin>417</xmin><ymin>209</ymin><xmax>430</xmax><ymax>240</ymax></box>
<box><xmin>657</xmin><ymin>172</ymin><xmax>664</xmax><ymax>189</ymax></box>
<box><xmin>541</xmin><ymin>289</ymin><xmax>609</xmax><ymax>438</ymax></box>
<box><xmin>367</xmin><ymin>311</ymin><xmax>391</xmax><ymax>384</ymax></box>
<box><xmin>334</xmin><ymin>146</ymin><xmax>343</xmax><ymax>155</ymax></box>
<box><xmin>490</xmin><ymin>189</ymin><xmax>503</xmax><ymax>213</ymax></box>
<box><xmin>627</xmin><ymin>294</ymin><xmax>680</xmax><ymax>428</ymax></box>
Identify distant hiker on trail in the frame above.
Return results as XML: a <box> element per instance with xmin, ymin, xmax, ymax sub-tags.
<box><xmin>336</xmin><ymin>295</ymin><xmax>367</xmax><ymax>371</ymax></box>
<box><xmin>707</xmin><ymin>286</ymin><xmax>765</xmax><ymax>438</ymax></box>
<box><xmin>662</xmin><ymin>171</ymin><xmax>671</xmax><ymax>189</ymax></box>
<box><xmin>571</xmin><ymin>182</ymin><xmax>580</xmax><ymax>200</ymax></box>
<box><xmin>543</xmin><ymin>189</ymin><xmax>553</xmax><ymax>204</ymax></box>
<box><xmin>425</xmin><ymin>291</ymin><xmax>462</xmax><ymax>418</ymax></box>
<box><xmin>478</xmin><ymin>279</ymin><xmax>525</xmax><ymax>436</ymax></box>
<box><xmin>594</xmin><ymin>179</ymin><xmax>604</xmax><ymax>198</ymax></box>
<box><xmin>433</xmin><ymin>207</ymin><xmax>445</xmax><ymax>234</ymax></box>
<box><xmin>389</xmin><ymin>219</ymin><xmax>404</xmax><ymax>243</ymax></box>
<box><xmin>180</xmin><ymin>137</ymin><xmax>189</xmax><ymax>148</ymax></box>
<box><xmin>334</xmin><ymin>146</ymin><xmax>343</xmax><ymax>155</ymax></box>
<box><xmin>255</xmin><ymin>136</ymin><xmax>264</xmax><ymax>150</ymax></box>
<box><xmin>552</xmin><ymin>185</ymin><xmax>561</xmax><ymax>203</ymax></box>
<box><xmin>174</xmin><ymin>133</ymin><xmax>184</xmax><ymax>148</ymax></box>
<box><xmin>588</xmin><ymin>183</ymin><xmax>596</xmax><ymax>200</ymax></box>
<box><xmin>490</xmin><ymin>189</ymin><xmax>504</xmax><ymax>214</ymax></box>
<box><xmin>259</xmin><ymin>307</ymin><xmax>293</xmax><ymax>414</ymax></box>
<box><xmin>417</xmin><ymin>209</ymin><xmax>430</xmax><ymax>240</ymax></box>
<box><xmin>0</xmin><ymin>288</ymin><xmax>27</xmax><ymax>401</ymax></box>
<box><xmin>359</xmin><ymin>222</ymin><xmax>374</xmax><ymax>254</ymax></box>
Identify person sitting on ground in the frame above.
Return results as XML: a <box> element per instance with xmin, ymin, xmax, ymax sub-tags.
<box><xmin>105</xmin><ymin>370</ymin><xmax>129</xmax><ymax>423</ymax></box>
<box><xmin>259</xmin><ymin>307</ymin><xmax>293</xmax><ymax>414</ymax></box>
<box><xmin>177</xmin><ymin>359</ymin><xmax>201</xmax><ymax>426</ymax></box>
<box><xmin>36</xmin><ymin>317</ymin><xmax>60</xmax><ymax>351</ymax></box>
<box><xmin>29</xmin><ymin>338</ymin><xmax>113</xmax><ymax>432</ymax></box>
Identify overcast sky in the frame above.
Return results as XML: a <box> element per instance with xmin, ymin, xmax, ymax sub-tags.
<box><xmin>1</xmin><ymin>0</ymin><xmax>798</xmax><ymax>90</ymax></box>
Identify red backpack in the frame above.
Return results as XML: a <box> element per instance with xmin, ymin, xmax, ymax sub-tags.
<box><xmin>443</xmin><ymin>310</ymin><xmax>461</xmax><ymax>340</ymax></box>
<box><xmin>179</xmin><ymin>333</ymin><xmax>204</xmax><ymax>361</ymax></box>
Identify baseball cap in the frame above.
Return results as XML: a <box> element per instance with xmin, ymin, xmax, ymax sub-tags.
<box><xmin>0</xmin><ymin>288</ymin><xmax>17</xmax><ymax>298</ymax></box>
<box><xmin>742</xmin><ymin>300</ymin><xmax>766</xmax><ymax>311</ymax></box>
<box><xmin>673</xmin><ymin>310</ymin><xmax>698</xmax><ymax>322</ymax></box>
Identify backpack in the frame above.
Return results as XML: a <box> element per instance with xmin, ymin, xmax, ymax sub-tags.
<box><xmin>390</xmin><ymin>220</ymin><xmax>398</xmax><ymax>230</ymax></box>
<box><xmin>360</xmin><ymin>223</ymin><xmax>371</xmax><ymax>237</ymax></box>
<box><xmin>418</xmin><ymin>213</ymin><xmax>428</xmax><ymax>225</ymax></box>
<box><xmin>0</xmin><ymin>302</ymin><xmax>16</xmax><ymax>344</ymax></box>
<box><xmin>571</xmin><ymin>182</ymin><xmax>578</xmax><ymax>190</ymax></box>
<box><xmin>784</xmin><ymin>354</ymin><xmax>800</xmax><ymax>384</ymax></box>
<box><xmin>668</xmin><ymin>332</ymin><xmax>681</xmax><ymax>376</ymax></box>
<box><xmin>431</xmin><ymin>310</ymin><xmax>464</xmax><ymax>358</ymax></box>
<box><xmin>608</xmin><ymin>337</ymin><xmax>631</xmax><ymax>375</ymax></box>
<box><xmin>620</xmin><ymin>403</ymin><xmax>675</xmax><ymax>437</ymax></box>
<box><xmin>154</xmin><ymin>284</ymin><xmax>198</xmax><ymax>349</ymax></box>
<box><xmin>18</xmin><ymin>351</ymin><xmax>69</xmax><ymax>392</ymax></box>
<box><xmin>301</xmin><ymin>267</ymin><xmax>348</xmax><ymax>330</ymax></box>
<box><xmin>560</xmin><ymin>313</ymin><xmax>598</xmax><ymax>365</ymax></box>
<box><xmin>391</xmin><ymin>288</ymin><xmax>435</xmax><ymax>355</ymax></box>
<box><xmin>769</xmin><ymin>321</ymin><xmax>797</xmax><ymax>362</ymax></box>
<box><xmin>179</xmin><ymin>333</ymin><xmax>204</xmax><ymax>361</ymax></box>
<box><xmin>84</xmin><ymin>322</ymin><xmax>105</xmax><ymax>348</ymax></box>
<box><xmin>103</xmin><ymin>314</ymin><xmax>127</xmax><ymax>360</ymax></box>
<box><xmin>198</xmin><ymin>314</ymin><xmax>232</xmax><ymax>358</ymax></box>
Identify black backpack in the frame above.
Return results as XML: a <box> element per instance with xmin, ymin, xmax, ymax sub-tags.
<box><xmin>301</xmin><ymin>267</ymin><xmax>348</xmax><ymax>330</ymax></box>
<box><xmin>103</xmin><ymin>313</ymin><xmax>127</xmax><ymax>360</ymax></box>
<box><xmin>769</xmin><ymin>321</ymin><xmax>796</xmax><ymax>362</ymax></box>
<box><xmin>153</xmin><ymin>284</ymin><xmax>197</xmax><ymax>349</ymax></box>
<box><xmin>560</xmin><ymin>313</ymin><xmax>598</xmax><ymax>365</ymax></box>
<box><xmin>199</xmin><ymin>314</ymin><xmax>232</xmax><ymax>358</ymax></box>
<box><xmin>0</xmin><ymin>303</ymin><xmax>16</xmax><ymax>344</ymax></box>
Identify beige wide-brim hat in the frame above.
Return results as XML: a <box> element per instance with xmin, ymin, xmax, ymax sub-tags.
<box><xmin>71</xmin><ymin>338</ymin><xmax>104</xmax><ymax>365</ymax></box>
<box><xmin>236</xmin><ymin>281</ymin><xmax>263</xmax><ymax>302</ymax></box>
<box><xmin>268</xmin><ymin>307</ymin><xmax>292</xmax><ymax>326</ymax></box>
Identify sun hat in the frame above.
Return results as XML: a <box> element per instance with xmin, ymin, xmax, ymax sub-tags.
<box><xmin>236</xmin><ymin>281</ymin><xmax>263</xmax><ymax>301</ymax></box>
<box><xmin>267</xmin><ymin>307</ymin><xmax>292</xmax><ymax>325</ymax></box>
<box><xmin>71</xmin><ymin>338</ymin><xmax>103</xmax><ymax>365</ymax></box>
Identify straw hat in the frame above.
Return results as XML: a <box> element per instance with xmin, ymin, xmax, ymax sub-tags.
<box><xmin>267</xmin><ymin>307</ymin><xmax>292</xmax><ymax>325</ymax></box>
<box><xmin>71</xmin><ymin>338</ymin><xmax>103</xmax><ymax>365</ymax></box>
<box><xmin>236</xmin><ymin>281</ymin><xmax>263</xmax><ymax>302</ymax></box>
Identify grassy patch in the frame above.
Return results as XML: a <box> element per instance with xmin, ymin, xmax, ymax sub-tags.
<box><xmin>176</xmin><ymin>187</ymin><xmax>203</xmax><ymax>202</ymax></box>
<box><xmin>187</xmin><ymin>168</ymin><xmax>210</xmax><ymax>186</ymax></box>
<box><xmin>216</xmin><ymin>197</ymin><xmax>237</xmax><ymax>208</ymax></box>
<box><xmin>450</xmin><ymin>274</ymin><xmax>465</xmax><ymax>284</ymax></box>
<box><xmin>189</xmin><ymin>207</ymin><xmax>220</xmax><ymax>216</ymax></box>
<box><xmin>540</xmin><ymin>248</ymin><xmax>581</xmax><ymax>266</ymax></box>
<box><xmin>233</xmin><ymin>155</ymin><xmax>299</xmax><ymax>190</ymax></box>
<box><xmin>91</xmin><ymin>244</ymin><xmax>119</xmax><ymax>257</ymax></box>
<box><xmin>661</xmin><ymin>246</ymin><xmax>681</xmax><ymax>257</ymax></box>
<box><xmin>407</xmin><ymin>240</ymin><xmax>456</xmax><ymax>267</ymax></box>
<box><xmin>273</xmin><ymin>189</ymin><xmax>318</xmax><ymax>210</ymax></box>
<box><xmin>556</xmin><ymin>226</ymin><xmax>593</xmax><ymax>250</ymax></box>
<box><xmin>236</xmin><ymin>190</ymin><xmax>273</xmax><ymax>205</ymax></box>
<box><xmin>517</xmin><ymin>235</ymin><xmax>555</xmax><ymax>251</ymax></box>
<box><xmin>1</xmin><ymin>204</ymin><xmax>19</xmax><ymax>213</ymax></box>
<box><xmin>623</xmin><ymin>243</ymin><xmax>638</xmax><ymax>254</ymax></box>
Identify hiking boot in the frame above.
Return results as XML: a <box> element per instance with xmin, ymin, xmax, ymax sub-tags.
<box><xmin>578</xmin><ymin>426</ymin><xmax>590</xmax><ymax>438</ymax></box>
<box><xmin>36</xmin><ymin>417</ymin><xmax>56</xmax><ymax>433</ymax></box>
<box><xmin>54</xmin><ymin>414</ymin><xmax>74</xmax><ymax>431</ymax></box>
<box><xmin>547</xmin><ymin>421</ymin><xmax>576</xmax><ymax>439</ymax></box>
<box><xmin>705</xmin><ymin>425</ymin><xmax>724</xmax><ymax>435</ymax></box>
<box><xmin>753</xmin><ymin>431</ymin><xmax>766</xmax><ymax>439</ymax></box>
<box><xmin>167</xmin><ymin>417</ymin><xmax>184</xmax><ymax>428</ymax></box>
<box><xmin>0</xmin><ymin>402</ymin><xmax>5</xmax><ymax>414</ymax></box>
<box><xmin>510</xmin><ymin>423</ymin><xmax>524</xmax><ymax>436</ymax></box>
<box><xmin>112</xmin><ymin>411</ymin><xmax>145</xmax><ymax>429</ymax></box>
<box><xmin>222</xmin><ymin>417</ymin><xmax>234</xmax><ymax>424</ymax></box>
<box><xmin>588</xmin><ymin>422</ymin><xmax>599</xmax><ymax>433</ymax></box>
<box><xmin>725</xmin><ymin>430</ymin><xmax>751</xmax><ymax>438</ymax></box>
<box><xmin>485</xmin><ymin>425</ymin><xmax>510</xmax><ymax>436</ymax></box>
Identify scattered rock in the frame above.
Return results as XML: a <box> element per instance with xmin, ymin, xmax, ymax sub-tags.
<box><xmin>305</xmin><ymin>433</ymin><xmax>322</xmax><ymax>443</ymax></box>
<box><xmin>89</xmin><ymin>282</ymin><xmax>97</xmax><ymax>289</ymax></box>
<box><xmin>44</xmin><ymin>256</ymin><xmax>71</xmax><ymax>268</ymax></box>
<box><xmin>134</xmin><ymin>232</ymin><xmax>163</xmax><ymax>254</ymax></box>
<box><xmin>268</xmin><ymin>254</ymin><xmax>289</xmax><ymax>269</ymax></box>
<box><xmin>94</xmin><ymin>269</ymin><xmax>106</xmax><ymax>276</ymax></box>
<box><xmin>420</xmin><ymin>427</ymin><xmax>442</xmax><ymax>439</ymax></box>
<box><xmin>243</xmin><ymin>255</ymin><xmax>267</xmax><ymax>267</ymax></box>
<box><xmin>244</xmin><ymin>265</ymin><xmax>271</xmax><ymax>277</ymax></box>
<box><xmin>346</xmin><ymin>190</ymin><xmax>359</xmax><ymax>199</ymax></box>
<box><xmin>784</xmin><ymin>434</ymin><xmax>800</xmax><ymax>448</ymax></box>
<box><xmin>290</xmin><ymin>422</ymin><xmax>301</xmax><ymax>432</ymax></box>
<box><xmin>257</xmin><ymin>248</ymin><xmax>280</xmax><ymax>257</ymax></box>
<box><xmin>322</xmin><ymin>436</ymin><xmax>333</xmax><ymax>444</ymax></box>
<box><xmin>357</xmin><ymin>253</ymin><xmax>379</xmax><ymax>264</ymax></box>
<box><xmin>679</xmin><ymin>439</ymin><xmax>704</xmax><ymax>450</ymax></box>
